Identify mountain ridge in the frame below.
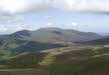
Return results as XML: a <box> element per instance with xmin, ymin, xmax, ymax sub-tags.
<box><xmin>0</xmin><ymin>27</ymin><xmax>105</xmax><ymax>58</ymax></box>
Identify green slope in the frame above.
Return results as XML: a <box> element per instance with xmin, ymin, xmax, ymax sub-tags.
<box><xmin>0</xmin><ymin>27</ymin><xmax>102</xmax><ymax>58</ymax></box>
<box><xmin>0</xmin><ymin>69</ymin><xmax>49</xmax><ymax>75</ymax></box>
<box><xmin>0</xmin><ymin>27</ymin><xmax>108</xmax><ymax>75</ymax></box>
<box><xmin>23</xmin><ymin>28</ymin><xmax>102</xmax><ymax>43</ymax></box>
<box><xmin>0</xmin><ymin>45</ymin><xmax>109</xmax><ymax>75</ymax></box>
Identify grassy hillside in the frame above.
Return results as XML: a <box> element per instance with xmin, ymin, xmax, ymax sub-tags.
<box><xmin>0</xmin><ymin>69</ymin><xmax>49</xmax><ymax>75</ymax></box>
<box><xmin>80</xmin><ymin>37</ymin><xmax>109</xmax><ymax>45</ymax></box>
<box><xmin>0</xmin><ymin>28</ymin><xmax>108</xmax><ymax>75</ymax></box>
<box><xmin>0</xmin><ymin>45</ymin><xmax>109</xmax><ymax>75</ymax></box>
<box><xmin>23</xmin><ymin>28</ymin><xmax>102</xmax><ymax>43</ymax></box>
<box><xmin>0</xmin><ymin>27</ymin><xmax>103</xmax><ymax>58</ymax></box>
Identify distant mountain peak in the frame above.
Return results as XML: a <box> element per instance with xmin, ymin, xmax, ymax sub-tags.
<box><xmin>37</xmin><ymin>27</ymin><xmax>63</xmax><ymax>31</ymax></box>
<box><xmin>10</xmin><ymin>30</ymin><xmax>31</xmax><ymax>38</ymax></box>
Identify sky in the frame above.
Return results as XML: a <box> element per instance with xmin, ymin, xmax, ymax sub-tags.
<box><xmin>0</xmin><ymin>0</ymin><xmax>109</xmax><ymax>34</ymax></box>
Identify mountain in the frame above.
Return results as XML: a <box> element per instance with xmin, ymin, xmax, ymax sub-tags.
<box><xmin>28</xmin><ymin>28</ymin><xmax>102</xmax><ymax>43</ymax></box>
<box><xmin>12</xmin><ymin>27</ymin><xmax>102</xmax><ymax>43</ymax></box>
<box><xmin>0</xmin><ymin>27</ymin><xmax>103</xmax><ymax>58</ymax></box>
<box><xmin>10</xmin><ymin>30</ymin><xmax>31</xmax><ymax>38</ymax></box>
<box><xmin>0</xmin><ymin>28</ymin><xmax>109</xmax><ymax>75</ymax></box>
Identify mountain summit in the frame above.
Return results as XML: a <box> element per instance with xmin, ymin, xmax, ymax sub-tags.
<box><xmin>0</xmin><ymin>27</ymin><xmax>103</xmax><ymax>57</ymax></box>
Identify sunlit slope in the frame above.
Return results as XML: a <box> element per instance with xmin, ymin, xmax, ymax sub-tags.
<box><xmin>0</xmin><ymin>27</ymin><xmax>103</xmax><ymax>58</ymax></box>
<box><xmin>1</xmin><ymin>45</ymin><xmax>109</xmax><ymax>75</ymax></box>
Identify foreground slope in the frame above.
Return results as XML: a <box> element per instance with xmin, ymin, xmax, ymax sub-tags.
<box><xmin>1</xmin><ymin>45</ymin><xmax>109</xmax><ymax>75</ymax></box>
<box><xmin>0</xmin><ymin>69</ymin><xmax>49</xmax><ymax>75</ymax></box>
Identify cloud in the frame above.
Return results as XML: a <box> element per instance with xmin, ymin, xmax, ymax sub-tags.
<box><xmin>1</xmin><ymin>0</ymin><xmax>109</xmax><ymax>15</ymax></box>
<box><xmin>0</xmin><ymin>0</ymin><xmax>50</xmax><ymax>14</ymax></box>
<box><xmin>52</xmin><ymin>0</ymin><xmax>109</xmax><ymax>14</ymax></box>
<box><xmin>0</xmin><ymin>15</ymin><xmax>24</xmax><ymax>23</ymax></box>
<box><xmin>0</xmin><ymin>25</ymin><xmax>23</xmax><ymax>32</ymax></box>
<box><xmin>0</xmin><ymin>24</ymin><xmax>40</xmax><ymax>33</ymax></box>
<box><xmin>72</xmin><ymin>22</ymin><xmax>78</xmax><ymax>26</ymax></box>
<box><xmin>66</xmin><ymin>22</ymin><xmax>78</xmax><ymax>27</ymax></box>
<box><xmin>0</xmin><ymin>26</ymin><xmax>8</xmax><ymax>32</ymax></box>
<box><xmin>0</xmin><ymin>0</ymin><xmax>109</xmax><ymax>22</ymax></box>
<box><xmin>47</xmin><ymin>22</ymin><xmax>53</xmax><ymax>26</ymax></box>
<box><xmin>0</xmin><ymin>0</ymin><xmax>50</xmax><ymax>22</ymax></box>
<box><xmin>44</xmin><ymin>16</ymin><xmax>53</xmax><ymax>20</ymax></box>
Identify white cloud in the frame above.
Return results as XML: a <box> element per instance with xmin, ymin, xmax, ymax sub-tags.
<box><xmin>66</xmin><ymin>22</ymin><xmax>78</xmax><ymax>27</ymax></box>
<box><xmin>0</xmin><ymin>15</ymin><xmax>24</xmax><ymax>23</ymax></box>
<box><xmin>44</xmin><ymin>16</ymin><xmax>53</xmax><ymax>20</ymax></box>
<box><xmin>47</xmin><ymin>22</ymin><xmax>53</xmax><ymax>26</ymax></box>
<box><xmin>0</xmin><ymin>25</ymin><xmax>22</xmax><ymax>32</ymax></box>
<box><xmin>0</xmin><ymin>26</ymin><xmax>8</xmax><ymax>32</ymax></box>
<box><xmin>0</xmin><ymin>0</ymin><xmax>109</xmax><ymax>22</ymax></box>
<box><xmin>0</xmin><ymin>0</ymin><xmax>50</xmax><ymax>14</ymax></box>
<box><xmin>1</xmin><ymin>0</ymin><xmax>109</xmax><ymax>15</ymax></box>
<box><xmin>0</xmin><ymin>24</ymin><xmax>39</xmax><ymax>33</ymax></box>
<box><xmin>0</xmin><ymin>0</ymin><xmax>50</xmax><ymax>22</ymax></box>
<box><xmin>52</xmin><ymin>0</ymin><xmax>109</xmax><ymax>14</ymax></box>
<box><xmin>72</xmin><ymin>22</ymin><xmax>78</xmax><ymax>26</ymax></box>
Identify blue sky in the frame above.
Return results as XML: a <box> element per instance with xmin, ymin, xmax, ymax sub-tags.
<box><xmin>6</xmin><ymin>7</ymin><xmax>109</xmax><ymax>33</ymax></box>
<box><xmin>0</xmin><ymin>0</ymin><xmax>109</xmax><ymax>34</ymax></box>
